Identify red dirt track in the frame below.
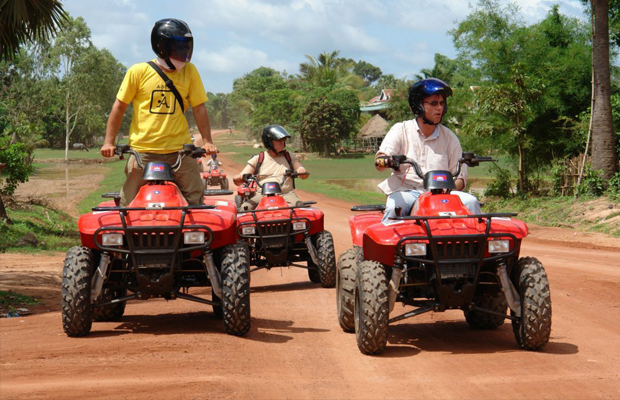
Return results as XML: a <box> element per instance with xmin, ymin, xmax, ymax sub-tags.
<box><xmin>2</xmin><ymin>133</ymin><xmax>620</xmax><ymax>399</ymax></box>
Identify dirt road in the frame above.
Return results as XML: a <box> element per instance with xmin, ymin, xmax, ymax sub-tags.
<box><xmin>2</xmin><ymin>139</ymin><xmax>620</xmax><ymax>399</ymax></box>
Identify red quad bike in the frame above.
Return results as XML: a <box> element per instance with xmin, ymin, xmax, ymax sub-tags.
<box><xmin>198</xmin><ymin>158</ymin><xmax>229</xmax><ymax>190</ymax></box>
<box><xmin>236</xmin><ymin>171</ymin><xmax>336</xmax><ymax>288</ymax></box>
<box><xmin>337</xmin><ymin>153</ymin><xmax>552</xmax><ymax>355</ymax></box>
<box><xmin>235</xmin><ymin>176</ymin><xmax>258</xmax><ymax>211</ymax></box>
<box><xmin>61</xmin><ymin>144</ymin><xmax>250</xmax><ymax>337</ymax></box>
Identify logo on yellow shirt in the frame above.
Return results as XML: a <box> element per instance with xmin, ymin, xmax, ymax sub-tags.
<box><xmin>150</xmin><ymin>90</ymin><xmax>177</xmax><ymax>114</ymax></box>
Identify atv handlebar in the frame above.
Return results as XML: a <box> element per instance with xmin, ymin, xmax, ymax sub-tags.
<box><xmin>377</xmin><ymin>152</ymin><xmax>496</xmax><ymax>179</ymax></box>
<box><xmin>242</xmin><ymin>169</ymin><xmax>309</xmax><ymax>188</ymax></box>
<box><xmin>115</xmin><ymin>144</ymin><xmax>206</xmax><ymax>170</ymax></box>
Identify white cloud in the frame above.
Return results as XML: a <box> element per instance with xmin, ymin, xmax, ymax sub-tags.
<box><xmin>195</xmin><ymin>45</ymin><xmax>298</xmax><ymax>75</ymax></box>
<box><xmin>61</xmin><ymin>0</ymin><xmax>590</xmax><ymax>92</ymax></box>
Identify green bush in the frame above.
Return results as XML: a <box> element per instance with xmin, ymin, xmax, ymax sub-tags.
<box><xmin>484</xmin><ymin>163</ymin><xmax>513</xmax><ymax>198</ymax></box>
<box><xmin>576</xmin><ymin>164</ymin><xmax>604</xmax><ymax>197</ymax></box>
<box><xmin>605</xmin><ymin>171</ymin><xmax>620</xmax><ymax>201</ymax></box>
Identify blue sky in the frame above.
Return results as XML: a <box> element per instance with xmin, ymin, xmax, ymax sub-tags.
<box><xmin>60</xmin><ymin>0</ymin><xmax>588</xmax><ymax>94</ymax></box>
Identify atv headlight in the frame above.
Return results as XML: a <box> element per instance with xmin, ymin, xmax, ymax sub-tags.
<box><xmin>404</xmin><ymin>242</ymin><xmax>426</xmax><ymax>256</ymax></box>
<box><xmin>241</xmin><ymin>226</ymin><xmax>256</xmax><ymax>235</ymax></box>
<box><xmin>488</xmin><ymin>239</ymin><xmax>510</xmax><ymax>253</ymax></box>
<box><xmin>102</xmin><ymin>233</ymin><xmax>123</xmax><ymax>246</ymax></box>
<box><xmin>184</xmin><ymin>231</ymin><xmax>205</xmax><ymax>244</ymax></box>
<box><xmin>293</xmin><ymin>221</ymin><xmax>307</xmax><ymax>231</ymax></box>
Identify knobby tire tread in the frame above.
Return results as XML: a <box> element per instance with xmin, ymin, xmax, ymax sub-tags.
<box><xmin>512</xmin><ymin>257</ymin><xmax>552</xmax><ymax>350</ymax></box>
<box><xmin>337</xmin><ymin>246</ymin><xmax>362</xmax><ymax>333</ymax></box>
<box><xmin>355</xmin><ymin>260</ymin><xmax>389</xmax><ymax>355</ymax></box>
<box><xmin>221</xmin><ymin>243</ymin><xmax>251</xmax><ymax>336</ymax></box>
<box><xmin>61</xmin><ymin>246</ymin><xmax>94</xmax><ymax>337</ymax></box>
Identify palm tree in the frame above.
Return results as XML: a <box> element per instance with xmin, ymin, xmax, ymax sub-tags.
<box><xmin>1</xmin><ymin>0</ymin><xmax>67</xmax><ymax>60</ymax></box>
<box><xmin>590</xmin><ymin>0</ymin><xmax>618</xmax><ymax>181</ymax></box>
<box><xmin>414</xmin><ymin>54</ymin><xmax>457</xmax><ymax>83</ymax></box>
<box><xmin>300</xmin><ymin>50</ymin><xmax>347</xmax><ymax>88</ymax></box>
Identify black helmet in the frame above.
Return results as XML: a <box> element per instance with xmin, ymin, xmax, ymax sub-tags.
<box><xmin>262</xmin><ymin>125</ymin><xmax>291</xmax><ymax>153</ymax></box>
<box><xmin>408</xmin><ymin>78</ymin><xmax>453</xmax><ymax>119</ymax></box>
<box><xmin>151</xmin><ymin>19</ymin><xmax>193</xmax><ymax>69</ymax></box>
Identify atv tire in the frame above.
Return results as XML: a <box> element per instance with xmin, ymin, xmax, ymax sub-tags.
<box><xmin>92</xmin><ymin>286</ymin><xmax>126</xmax><ymax>322</ymax></box>
<box><xmin>354</xmin><ymin>260</ymin><xmax>389</xmax><ymax>355</ymax></box>
<box><xmin>212</xmin><ymin>289</ymin><xmax>223</xmax><ymax>320</ymax></box>
<box><xmin>464</xmin><ymin>290</ymin><xmax>507</xmax><ymax>329</ymax></box>
<box><xmin>221</xmin><ymin>243</ymin><xmax>251</xmax><ymax>336</ymax></box>
<box><xmin>61</xmin><ymin>246</ymin><xmax>94</xmax><ymax>337</ymax></box>
<box><xmin>511</xmin><ymin>257</ymin><xmax>552</xmax><ymax>350</ymax></box>
<box><xmin>221</xmin><ymin>178</ymin><xmax>229</xmax><ymax>190</ymax></box>
<box><xmin>313</xmin><ymin>230</ymin><xmax>336</xmax><ymax>288</ymax></box>
<box><xmin>234</xmin><ymin>195</ymin><xmax>244</xmax><ymax>211</ymax></box>
<box><xmin>337</xmin><ymin>246</ymin><xmax>362</xmax><ymax>333</ymax></box>
<box><xmin>307</xmin><ymin>267</ymin><xmax>321</xmax><ymax>283</ymax></box>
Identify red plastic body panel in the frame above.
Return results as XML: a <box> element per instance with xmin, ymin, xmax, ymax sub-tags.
<box><xmin>349</xmin><ymin>193</ymin><xmax>530</xmax><ymax>267</ymax></box>
<box><xmin>78</xmin><ymin>183</ymin><xmax>237</xmax><ymax>250</ymax></box>
<box><xmin>349</xmin><ymin>212</ymin><xmax>382</xmax><ymax>247</ymax></box>
<box><xmin>237</xmin><ymin>181</ymin><xmax>257</xmax><ymax>196</ymax></box>
<box><xmin>236</xmin><ymin>195</ymin><xmax>325</xmax><ymax>236</ymax></box>
<box><xmin>415</xmin><ymin>192</ymin><xmax>470</xmax><ymax>216</ymax></box>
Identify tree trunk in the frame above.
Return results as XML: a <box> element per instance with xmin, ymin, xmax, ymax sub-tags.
<box><xmin>65</xmin><ymin>92</ymin><xmax>70</xmax><ymax>162</ymax></box>
<box><xmin>0</xmin><ymin>195</ymin><xmax>12</xmax><ymax>224</ymax></box>
<box><xmin>591</xmin><ymin>0</ymin><xmax>618</xmax><ymax>181</ymax></box>
<box><xmin>517</xmin><ymin>142</ymin><xmax>524</xmax><ymax>192</ymax></box>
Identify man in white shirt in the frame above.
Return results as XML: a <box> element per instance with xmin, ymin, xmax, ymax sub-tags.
<box><xmin>375</xmin><ymin>78</ymin><xmax>481</xmax><ymax>221</ymax></box>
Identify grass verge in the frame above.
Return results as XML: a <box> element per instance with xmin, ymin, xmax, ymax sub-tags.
<box><xmin>0</xmin><ymin>198</ymin><xmax>79</xmax><ymax>252</ymax></box>
<box><xmin>0</xmin><ymin>290</ymin><xmax>40</xmax><ymax>316</ymax></box>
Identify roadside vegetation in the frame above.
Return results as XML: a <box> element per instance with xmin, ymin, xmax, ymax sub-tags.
<box><xmin>0</xmin><ymin>290</ymin><xmax>40</xmax><ymax>316</ymax></box>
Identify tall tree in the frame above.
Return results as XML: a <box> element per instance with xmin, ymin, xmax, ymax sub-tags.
<box><xmin>415</xmin><ymin>53</ymin><xmax>458</xmax><ymax>83</ymax></box>
<box><xmin>451</xmin><ymin>0</ymin><xmax>592</xmax><ymax>191</ymax></box>
<box><xmin>0</xmin><ymin>0</ymin><xmax>67</xmax><ymax>60</ymax></box>
<box><xmin>590</xmin><ymin>0</ymin><xmax>618</xmax><ymax>180</ymax></box>
<box><xmin>48</xmin><ymin>15</ymin><xmax>95</xmax><ymax>161</ymax></box>
<box><xmin>353</xmin><ymin>60</ymin><xmax>382</xmax><ymax>86</ymax></box>
<box><xmin>299</xmin><ymin>50</ymin><xmax>348</xmax><ymax>88</ymax></box>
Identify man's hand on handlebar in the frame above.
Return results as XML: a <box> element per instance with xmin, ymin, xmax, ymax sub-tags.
<box><xmin>201</xmin><ymin>141</ymin><xmax>218</xmax><ymax>155</ymax></box>
<box><xmin>375</xmin><ymin>155</ymin><xmax>393</xmax><ymax>169</ymax></box>
<box><xmin>296</xmin><ymin>167</ymin><xmax>309</xmax><ymax>179</ymax></box>
<box><xmin>100</xmin><ymin>143</ymin><xmax>116</xmax><ymax>158</ymax></box>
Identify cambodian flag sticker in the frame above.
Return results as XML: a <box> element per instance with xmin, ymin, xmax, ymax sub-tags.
<box><xmin>150</xmin><ymin>164</ymin><xmax>165</xmax><ymax>172</ymax></box>
<box><xmin>433</xmin><ymin>174</ymin><xmax>447</xmax><ymax>182</ymax></box>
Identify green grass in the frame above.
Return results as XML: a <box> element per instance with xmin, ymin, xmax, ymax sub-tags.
<box><xmin>0</xmin><ymin>291</ymin><xmax>40</xmax><ymax>315</ymax></box>
<box><xmin>34</xmin><ymin>147</ymin><xmax>103</xmax><ymax>160</ymax></box>
<box><xmin>482</xmin><ymin>195</ymin><xmax>620</xmax><ymax>237</ymax></box>
<box><xmin>1</xmin><ymin>200</ymin><xmax>80</xmax><ymax>252</ymax></box>
<box><xmin>77</xmin><ymin>160</ymin><xmax>126</xmax><ymax>214</ymax></box>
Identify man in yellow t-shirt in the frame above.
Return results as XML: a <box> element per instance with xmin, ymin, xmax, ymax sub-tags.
<box><xmin>100</xmin><ymin>18</ymin><xmax>217</xmax><ymax>206</ymax></box>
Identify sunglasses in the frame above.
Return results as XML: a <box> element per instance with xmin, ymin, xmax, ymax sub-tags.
<box><xmin>423</xmin><ymin>100</ymin><xmax>446</xmax><ymax>108</ymax></box>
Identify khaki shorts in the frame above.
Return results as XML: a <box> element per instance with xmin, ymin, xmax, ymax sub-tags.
<box><xmin>120</xmin><ymin>152</ymin><xmax>204</xmax><ymax>206</ymax></box>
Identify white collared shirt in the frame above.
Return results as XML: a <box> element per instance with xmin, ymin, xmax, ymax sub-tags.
<box><xmin>377</xmin><ymin>119</ymin><xmax>467</xmax><ymax>195</ymax></box>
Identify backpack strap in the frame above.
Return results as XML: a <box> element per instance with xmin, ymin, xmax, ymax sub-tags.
<box><xmin>146</xmin><ymin>61</ymin><xmax>185</xmax><ymax>113</ymax></box>
<box><xmin>254</xmin><ymin>151</ymin><xmax>265</xmax><ymax>175</ymax></box>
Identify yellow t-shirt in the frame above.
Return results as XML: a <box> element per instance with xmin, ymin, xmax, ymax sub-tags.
<box><xmin>117</xmin><ymin>60</ymin><xmax>208</xmax><ymax>154</ymax></box>
<box><xmin>247</xmin><ymin>151</ymin><xmax>300</xmax><ymax>193</ymax></box>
